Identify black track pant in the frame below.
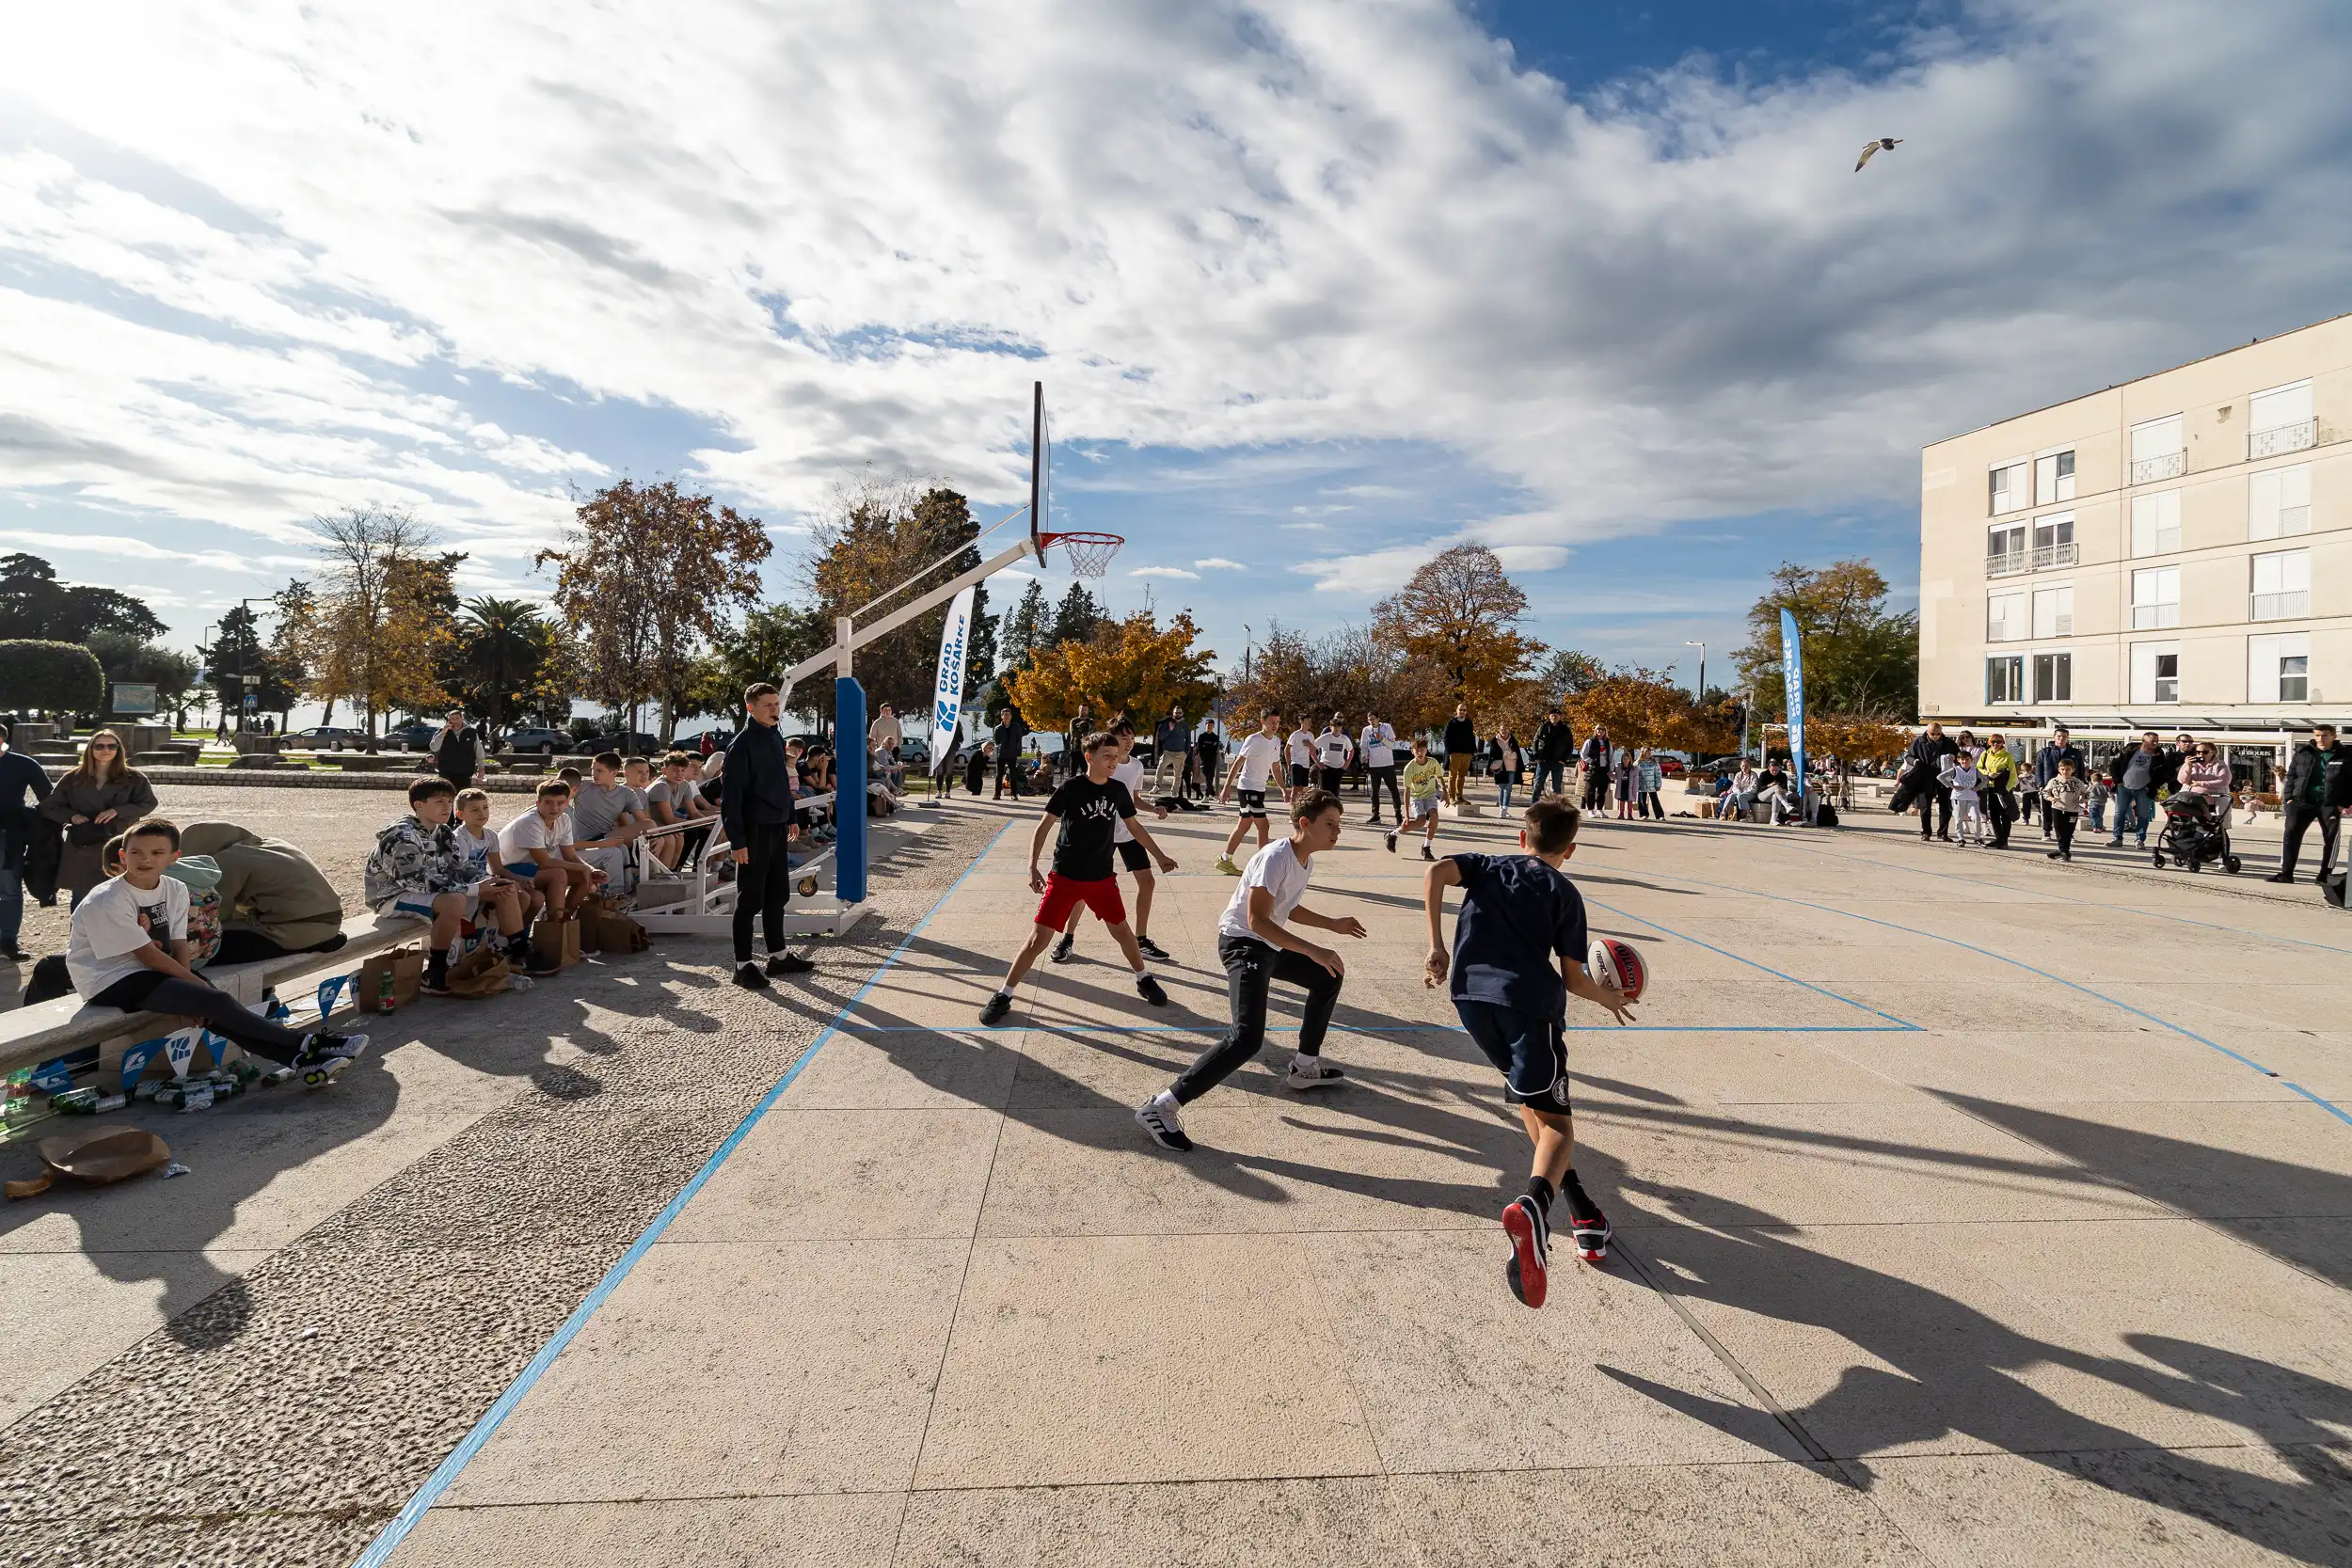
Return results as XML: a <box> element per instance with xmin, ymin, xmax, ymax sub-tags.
<box><xmin>2280</xmin><ymin>803</ymin><xmax>2340</xmax><ymax>878</ymax></box>
<box><xmin>733</xmin><ymin>819</ymin><xmax>792</xmax><ymax>963</ymax></box>
<box><xmin>1985</xmin><ymin>790</ymin><xmax>2013</xmax><ymax>847</ymax></box>
<box><xmin>2050</xmin><ymin>812</ymin><xmax>2076</xmax><ymax>856</ymax></box>
<box><xmin>1367</xmin><ymin>766</ymin><xmax>1401</xmax><ymax>821</ymax></box>
<box><xmin>993</xmin><ymin>757</ymin><xmax>1025</xmax><ymax>799</ymax></box>
<box><xmin>1919</xmin><ymin>784</ymin><xmax>1951</xmax><ymax>838</ymax></box>
<box><xmin>1172</xmin><ymin>935</ymin><xmax>1343</xmax><ymax>1104</ymax></box>
<box><xmin>89</xmin><ymin>973</ymin><xmax>314</xmax><ymax>1066</ymax></box>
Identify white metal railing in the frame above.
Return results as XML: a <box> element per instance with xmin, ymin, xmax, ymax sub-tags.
<box><xmin>2280</xmin><ymin>504</ymin><xmax>2311</xmax><ymax>534</ymax></box>
<box><xmin>2030</xmin><ymin>542</ymin><xmax>2076</xmax><ymax>569</ymax></box>
<box><xmin>2039</xmin><ymin>615</ymin><xmax>2074</xmax><ymax>637</ymax></box>
<box><xmin>2129</xmin><ymin>451</ymin><xmax>2185</xmax><ymax>484</ymax></box>
<box><xmin>2250</xmin><ymin>591</ymin><xmax>2310</xmax><ymax>621</ymax></box>
<box><xmin>628</xmin><ymin>791</ymin><xmax>840</xmax><ymax>927</ymax></box>
<box><xmin>1985</xmin><ymin>551</ymin><xmax>2027</xmax><ymax>578</ymax></box>
<box><xmin>2132</xmin><ymin>604</ymin><xmax>2178</xmax><ymax>629</ymax></box>
<box><xmin>2249</xmin><ymin>419</ymin><xmax>2317</xmax><ymax>460</ymax></box>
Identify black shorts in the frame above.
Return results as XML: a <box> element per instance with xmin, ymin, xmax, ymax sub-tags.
<box><xmin>1455</xmin><ymin>1000</ymin><xmax>1572</xmax><ymax>1111</ymax></box>
<box><xmin>1235</xmin><ymin>788</ymin><xmax>1269</xmax><ymax>819</ymax></box>
<box><xmin>1289</xmin><ymin>763</ymin><xmax>1311</xmax><ymax>788</ymax></box>
<box><xmin>1116</xmin><ymin>839</ymin><xmax>1151</xmax><ymax>874</ymax></box>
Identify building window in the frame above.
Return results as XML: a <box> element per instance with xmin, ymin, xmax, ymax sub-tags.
<box><xmin>2130</xmin><ymin>414</ymin><xmax>2184</xmax><ymax>484</ymax></box>
<box><xmin>2031</xmin><ymin>512</ymin><xmax>2075</xmax><ymax>568</ymax></box>
<box><xmin>1986</xmin><ymin>521</ymin><xmax>2027</xmax><ymax>576</ymax></box>
<box><xmin>1986</xmin><ymin>656</ymin><xmax>2025</xmax><ymax>704</ymax></box>
<box><xmin>1989</xmin><ymin>461</ymin><xmax>2028</xmax><ymax>515</ymax></box>
<box><xmin>1987</xmin><ymin>591</ymin><xmax>2025</xmax><ymax>642</ymax></box>
<box><xmin>2248</xmin><ymin>379</ymin><xmax>2315</xmax><ymax>460</ymax></box>
<box><xmin>2250</xmin><ymin>548</ymin><xmax>2310</xmax><ymax>621</ymax></box>
<box><xmin>2131</xmin><ymin>490</ymin><xmax>2181</xmax><ymax>556</ymax></box>
<box><xmin>2033</xmin><ymin>652</ymin><xmax>2072</xmax><ymax>703</ymax></box>
<box><xmin>2035</xmin><ymin>450</ymin><xmax>2075</xmax><ymax>506</ymax></box>
<box><xmin>2031</xmin><ymin>585</ymin><xmax>2073</xmax><ymax>638</ymax></box>
<box><xmin>2131</xmin><ymin>641</ymin><xmax>2180</xmax><ymax>705</ymax></box>
<box><xmin>2249</xmin><ymin>632</ymin><xmax>2312</xmax><ymax>704</ymax></box>
<box><xmin>2130</xmin><ymin>566</ymin><xmax>2179</xmax><ymax>629</ymax></box>
<box><xmin>2249</xmin><ymin>463</ymin><xmax>2312</xmax><ymax>540</ymax></box>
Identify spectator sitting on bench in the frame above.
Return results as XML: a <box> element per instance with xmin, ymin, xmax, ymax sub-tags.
<box><xmin>500</xmin><ymin>779</ymin><xmax>602</xmax><ymax>920</ymax></box>
<box><xmin>72</xmin><ymin>820</ymin><xmax>368</xmax><ymax>1082</ymax></box>
<box><xmin>450</xmin><ymin>787</ymin><xmax>543</xmax><ymax>926</ymax></box>
<box><xmin>365</xmin><ymin>778</ymin><xmax>546</xmax><ymax>991</ymax></box>
<box><xmin>646</xmin><ymin>751</ymin><xmax>715</xmax><ymax>868</ymax></box>
<box><xmin>571</xmin><ymin>751</ymin><xmax>649</xmax><ymax>891</ymax></box>
<box><xmin>180</xmin><ymin>822</ymin><xmax>347</xmax><ymax>965</ymax></box>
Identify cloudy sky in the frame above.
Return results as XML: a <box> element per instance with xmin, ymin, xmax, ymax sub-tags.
<box><xmin>4</xmin><ymin>0</ymin><xmax>2349</xmax><ymax>696</ymax></box>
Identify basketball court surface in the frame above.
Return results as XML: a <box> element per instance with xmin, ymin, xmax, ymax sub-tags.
<box><xmin>362</xmin><ymin>799</ymin><xmax>2352</xmax><ymax>1567</ymax></box>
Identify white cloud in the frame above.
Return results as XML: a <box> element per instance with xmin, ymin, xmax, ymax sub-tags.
<box><xmin>1194</xmin><ymin>557</ymin><xmax>1246</xmax><ymax>570</ymax></box>
<box><xmin>1129</xmin><ymin>565</ymin><xmax>1200</xmax><ymax>580</ymax></box>
<box><xmin>3</xmin><ymin>0</ymin><xmax>2348</xmax><ymax>606</ymax></box>
<box><xmin>1292</xmin><ymin>546</ymin><xmax>1438</xmax><ymax>596</ymax></box>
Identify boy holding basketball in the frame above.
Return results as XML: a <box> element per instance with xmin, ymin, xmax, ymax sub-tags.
<box><xmin>979</xmin><ymin>731</ymin><xmax>1176</xmax><ymax>1026</ymax></box>
<box><xmin>1422</xmin><ymin>798</ymin><xmax>1635</xmax><ymax>1307</ymax></box>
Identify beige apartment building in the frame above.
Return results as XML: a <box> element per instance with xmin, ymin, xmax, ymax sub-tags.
<box><xmin>1919</xmin><ymin>309</ymin><xmax>2351</xmax><ymax>758</ymax></box>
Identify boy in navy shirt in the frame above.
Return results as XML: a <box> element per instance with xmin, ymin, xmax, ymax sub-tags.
<box><xmin>1421</xmin><ymin>799</ymin><xmax>1634</xmax><ymax>1307</ymax></box>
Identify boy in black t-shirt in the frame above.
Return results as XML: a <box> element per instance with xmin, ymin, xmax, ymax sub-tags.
<box><xmin>1422</xmin><ymin>799</ymin><xmax>1635</xmax><ymax>1307</ymax></box>
<box><xmin>980</xmin><ymin>730</ymin><xmax>1178</xmax><ymax>1025</ymax></box>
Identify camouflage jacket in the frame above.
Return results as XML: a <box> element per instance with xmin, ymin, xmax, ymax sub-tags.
<box><xmin>363</xmin><ymin>816</ymin><xmax>479</xmax><ymax>908</ymax></box>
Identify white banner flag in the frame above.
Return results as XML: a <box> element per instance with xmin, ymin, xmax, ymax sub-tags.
<box><xmin>930</xmin><ymin>586</ymin><xmax>977</xmax><ymax>763</ymax></box>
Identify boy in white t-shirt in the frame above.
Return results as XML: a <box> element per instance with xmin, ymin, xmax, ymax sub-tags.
<box><xmin>70</xmin><ymin>819</ymin><xmax>366</xmax><ymax>1085</ymax></box>
<box><xmin>1054</xmin><ymin>720</ymin><xmax>1173</xmax><ymax>963</ymax></box>
<box><xmin>1214</xmin><ymin>710</ymin><xmax>1289</xmax><ymax>876</ymax></box>
<box><xmin>1136</xmin><ymin>787</ymin><xmax>1367</xmax><ymax>1151</ymax></box>
<box><xmin>1285</xmin><ymin>722</ymin><xmax>1316</xmax><ymax>807</ymax></box>
<box><xmin>499</xmin><ymin>779</ymin><xmax>603</xmax><ymax>919</ymax></box>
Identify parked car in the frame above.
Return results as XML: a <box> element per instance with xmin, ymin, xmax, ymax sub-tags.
<box><xmin>384</xmin><ymin>721</ymin><xmax>437</xmax><ymax>752</ymax></box>
<box><xmin>1657</xmin><ymin>756</ymin><xmax>1687</xmax><ymax>777</ymax></box>
<box><xmin>287</xmin><ymin>726</ymin><xmax>366</xmax><ymax>752</ymax></box>
<box><xmin>672</xmin><ymin>729</ymin><xmax>732</xmax><ymax>756</ymax></box>
<box><xmin>581</xmin><ymin>730</ymin><xmax>663</xmax><ymax>757</ymax></box>
<box><xmin>502</xmin><ymin>725</ymin><xmax>572</xmax><ymax>756</ymax></box>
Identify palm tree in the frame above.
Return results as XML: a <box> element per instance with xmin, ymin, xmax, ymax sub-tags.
<box><xmin>457</xmin><ymin>596</ymin><xmax>550</xmax><ymax>742</ymax></box>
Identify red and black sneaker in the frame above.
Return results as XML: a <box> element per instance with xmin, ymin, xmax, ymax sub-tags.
<box><xmin>1502</xmin><ymin>1196</ymin><xmax>1549</xmax><ymax>1308</ymax></box>
<box><xmin>1567</xmin><ymin>1206</ymin><xmax>1612</xmax><ymax>1266</ymax></box>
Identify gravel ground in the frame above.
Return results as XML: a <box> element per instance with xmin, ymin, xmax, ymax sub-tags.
<box><xmin>0</xmin><ymin>808</ymin><xmax>1002</xmax><ymax>1566</ymax></box>
<box><xmin>8</xmin><ymin>784</ymin><xmax>398</xmax><ymax>999</ymax></box>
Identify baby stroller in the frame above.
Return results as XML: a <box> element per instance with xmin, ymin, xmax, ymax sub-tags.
<box><xmin>2152</xmin><ymin>791</ymin><xmax>2241</xmax><ymax>874</ymax></box>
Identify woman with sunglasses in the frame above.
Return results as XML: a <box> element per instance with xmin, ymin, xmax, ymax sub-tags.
<box><xmin>39</xmin><ymin>730</ymin><xmax>159</xmax><ymax>907</ymax></box>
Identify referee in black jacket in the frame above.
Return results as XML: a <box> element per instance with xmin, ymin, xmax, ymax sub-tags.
<box><xmin>723</xmin><ymin>682</ymin><xmax>814</xmax><ymax>989</ymax></box>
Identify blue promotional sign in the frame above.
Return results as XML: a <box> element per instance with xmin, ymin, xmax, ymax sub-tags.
<box><xmin>1780</xmin><ymin>608</ymin><xmax>1807</xmax><ymax>803</ymax></box>
<box><xmin>930</xmin><ymin>586</ymin><xmax>977</xmax><ymax>761</ymax></box>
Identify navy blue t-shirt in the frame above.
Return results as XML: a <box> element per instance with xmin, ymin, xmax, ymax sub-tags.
<box><xmin>1447</xmin><ymin>852</ymin><xmax>1588</xmax><ymax>1022</ymax></box>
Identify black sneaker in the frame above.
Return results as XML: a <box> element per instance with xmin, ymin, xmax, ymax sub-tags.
<box><xmin>1136</xmin><ymin>973</ymin><xmax>1168</xmax><ymax>1007</ymax></box>
<box><xmin>1135</xmin><ymin>1090</ymin><xmax>1193</xmax><ymax>1151</ymax></box>
<box><xmin>1135</xmin><ymin>934</ymin><xmax>1170</xmax><ymax>961</ymax></box>
<box><xmin>1566</xmin><ymin>1202</ymin><xmax>1612</xmax><ymax>1265</ymax></box>
<box><xmin>1049</xmin><ymin>932</ymin><xmax>1077</xmax><ymax>964</ymax></box>
<box><xmin>733</xmin><ymin>962</ymin><xmax>770</xmax><ymax>990</ymax></box>
<box><xmin>979</xmin><ymin>990</ymin><xmax>1013</xmax><ymax>1026</ymax></box>
<box><xmin>1420</xmin><ymin>845</ymin><xmax>1435</xmax><ymax>861</ymax></box>
<box><xmin>2265</xmin><ymin>871</ymin><xmax>2295</xmax><ymax>883</ymax></box>
<box><xmin>1502</xmin><ymin>1196</ymin><xmax>1549</xmax><ymax>1307</ymax></box>
<box><xmin>1385</xmin><ymin>830</ymin><xmax>1397</xmax><ymax>853</ymax></box>
<box><xmin>2046</xmin><ymin>849</ymin><xmax>2062</xmax><ymax>860</ymax></box>
<box><xmin>766</xmin><ymin>951</ymin><xmax>816</xmax><ymax>976</ymax></box>
<box><xmin>289</xmin><ymin>1042</ymin><xmax>350</xmax><ymax>1088</ymax></box>
<box><xmin>420</xmin><ymin>965</ymin><xmax>451</xmax><ymax>997</ymax></box>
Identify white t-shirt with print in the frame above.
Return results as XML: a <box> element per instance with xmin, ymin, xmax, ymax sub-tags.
<box><xmin>1218</xmin><ymin>838</ymin><xmax>1311</xmax><ymax>946</ymax></box>
<box><xmin>454</xmin><ymin>823</ymin><xmax>497</xmax><ymax>876</ymax></box>
<box><xmin>1110</xmin><ymin>757</ymin><xmax>1147</xmax><ymax>845</ymax></box>
<box><xmin>1287</xmin><ymin>729</ymin><xmax>1315</xmax><ymax>768</ymax></box>
<box><xmin>68</xmin><ymin>874</ymin><xmax>188</xmax><ymax>1000</ymax></box>
<box><xmin>1232</xmin><ymin>732</ymin><xmax>1282</xmax><ymax>792</ymax></box>
<box><xmin>499</xmin><ymin>810</ymin><xmax>573</xmax><ymax>865</ymax></box>
<box><xmin>1316</xmin><ymin>730</ymin><xmax>1352</xmax><ymax>768</ymax></box>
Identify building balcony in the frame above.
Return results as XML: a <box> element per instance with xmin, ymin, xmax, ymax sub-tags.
<box><xmin>2129</xmin><ymin>450</ymin><xmax>2185</xmax><ymax>484</ymax></box>
<box><xmin>2249</xmin><ymin>419</ymin><xmax>2317</xmax><ymax>461</ymax></box>
<box><xmin>2030</xmin><ymin>542</ymin><xmax>2076</xmax><ymax>569</ymax></box>
<box><xmin>2250</xmin><ymin>591</ymin><xmax>2310</xmax><ymax>622</ymax></box>
<box><xmin>1985</xmin><ymin>551</ymin><xmax>2028</xmax><ymax>578</ymax></box>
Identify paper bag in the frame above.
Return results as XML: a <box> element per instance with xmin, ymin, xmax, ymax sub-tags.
<box><xmin>530</xmin><ymin>916</ymin><xmax>580</xmax><ymax>971</ymax></box>
<box><xmin>357</xmin><ymin>944</ymin><xmax>425</xmax><ymax>1011</ymax></box>
<box><xmin>444</xmin><ymin>946</ymin><xmax>511</xmax><ymax>998</ymax></box>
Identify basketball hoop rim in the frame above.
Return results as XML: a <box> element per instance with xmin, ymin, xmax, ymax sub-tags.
<box><xmin>1037</xmin><ymin>531</ymin><xmax>1125</xmax><ymax>549</ymax></box>
<box><xmin>1038</xmin><ymin>530</ymin><xmax>1124</xmax><ymax>579</ymax></box>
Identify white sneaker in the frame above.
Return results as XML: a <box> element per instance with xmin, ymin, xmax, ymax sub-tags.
<box><xmin>1284</xmin><ymin>1053</ymin><xmax>1345</xmax><ymax>1089</ymax></box>
<box><xmin>1135</xmin><ymin>1090</ymin><xmax>1193</xmax><ymax>1151</ymax></box>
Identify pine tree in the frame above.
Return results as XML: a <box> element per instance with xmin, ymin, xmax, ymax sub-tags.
<box><xmin>1003</xmin><ymin>579</ymin><xmax>1049</xmax><ymax>671</ymax></box>
<box><xmin>1049</xmin><ymin>582</ymin><xmax>1104</xmax><ymax>646</ymax></box>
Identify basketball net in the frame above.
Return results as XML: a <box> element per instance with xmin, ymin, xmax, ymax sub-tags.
<box><xmin>1041</xmin><ymin>531</ymin><xmax>1123</xmax><ymax>579</ymax></box>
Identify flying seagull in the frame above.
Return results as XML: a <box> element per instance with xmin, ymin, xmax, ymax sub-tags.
<box><xmin>1854</xmin><ymin>136</ymin><xmax>1902</xmax><ymax>172</ymax></box>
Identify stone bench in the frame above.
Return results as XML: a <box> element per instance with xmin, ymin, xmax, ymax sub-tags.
<box><xmin>0</xmin><ymin>912</ymin><xmax>421</xmax><ymax>1082</ymax></box>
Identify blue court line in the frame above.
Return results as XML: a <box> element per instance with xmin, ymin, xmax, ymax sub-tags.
<box><xmin>352</xmin><ymin>824</ymin><xmax>1016</xmax><ymax>1568</ymax></box>
<box><xmin>1637</xmin><ymin>864</ymin><xmax>2352</xmax><ymax>1126</ymax></box>
<box><xmin>834</xmin><ymin>1022</ymin><xmax>1917</xmax><ymax>1036</ymax></box>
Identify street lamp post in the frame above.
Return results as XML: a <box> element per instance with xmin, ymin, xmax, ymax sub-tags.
<box><xmin>234</xmin><ymin>596</ymin><xmax>275</xmax><ymax>735</ymax></box>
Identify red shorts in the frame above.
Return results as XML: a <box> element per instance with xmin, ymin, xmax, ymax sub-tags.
<box><xmin>1035</xmin><ymin>873</ymin><xmax>1127</xmax><ymax>932</ymax></box>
